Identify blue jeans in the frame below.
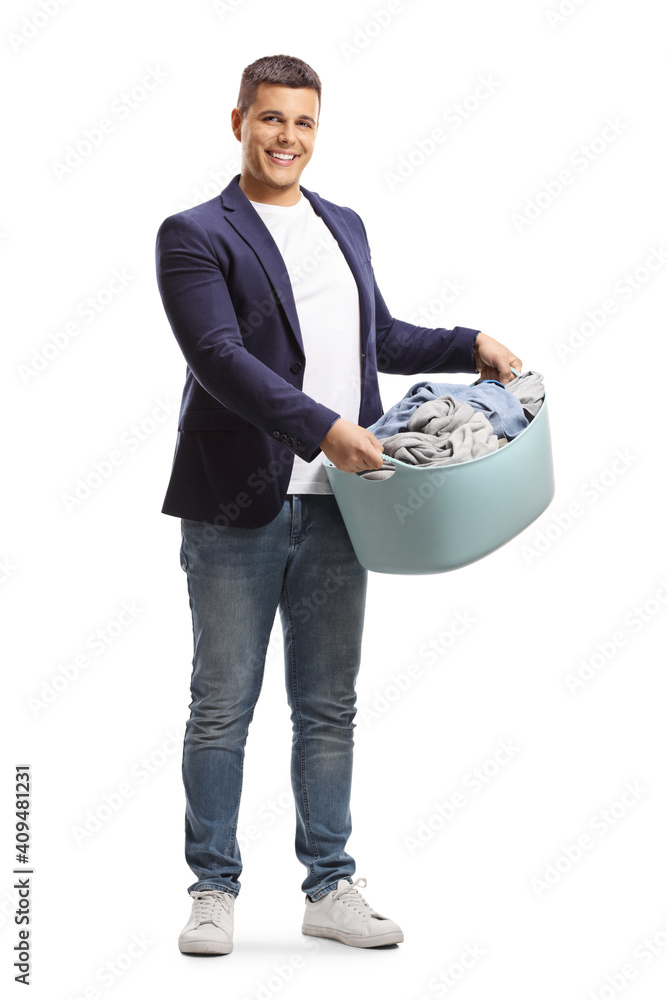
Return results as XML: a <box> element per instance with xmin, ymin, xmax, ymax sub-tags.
<box><xmin>179</xmin><ymin>495</ymin><xmax>368</xmax><ymax>901</ymax></box>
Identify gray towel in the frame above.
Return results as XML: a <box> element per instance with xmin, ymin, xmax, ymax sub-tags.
<box><xmin>360</xmin><ymin>430</ymin><xmax>508</xmax><ymax>480</ymax></box>
<box><xmin>503</xmin><ymin>370</ymin><xmax>545</xmax><ymax>419</ymax></box>
<box><xmin>361</xmin><ymin>463</ymin><xmax>396</xmax><ymax>481</ymax></box>
<box><xmin>369</xmin><ymin>396</ymin><xmax>498</xmax><ymax>476</ymax></box>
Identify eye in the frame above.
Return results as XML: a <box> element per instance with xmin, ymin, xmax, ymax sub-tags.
<box><xmin>297</xmin><ymin>121</ymin><xmax>312</xmax><ymax>128</ymax></box>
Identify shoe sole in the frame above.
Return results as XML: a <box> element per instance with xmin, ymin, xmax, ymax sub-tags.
<box><xmin>302</xmin><ymin>924</ymin><xmax>403</xmax><ymax>948</ymax></box>
<box><xmin>178</xmin><ymin>938</ymin><xmax>233</xmax><ymax>955</ymax></box>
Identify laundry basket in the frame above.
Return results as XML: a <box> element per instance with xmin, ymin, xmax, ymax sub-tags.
<box><xmin>323</xmin><ymin>395</ymin><xmax>554</xmax><ymax>574</ymax></box>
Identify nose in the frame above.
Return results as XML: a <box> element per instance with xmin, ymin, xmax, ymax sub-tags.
<box><xmin>277</xmin><ymin>121</ymin><xmax>296</xmax><ymax>145</ymax></box>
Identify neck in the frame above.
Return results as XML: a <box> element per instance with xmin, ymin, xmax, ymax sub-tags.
<box><xmin>239</xmin><ymin>172</ymin><xmax>301</xmax><ymax>206</ymax></box>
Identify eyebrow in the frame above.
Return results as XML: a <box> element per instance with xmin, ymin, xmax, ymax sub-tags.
<box><xmin>257</xmin><ymin>108</ymin><xmax>317</xmax><ymax>125</ymax></box>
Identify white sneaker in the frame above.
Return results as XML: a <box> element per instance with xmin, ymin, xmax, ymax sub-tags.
<box><xmin>302</xmin><ymin>877</ymin><xmax>404</xmax><ymax>948</ymax></box>
<box><xmin>178</xmin><ymin>889</ymin><xmax>235</xmax><ymax>954</ymax></box>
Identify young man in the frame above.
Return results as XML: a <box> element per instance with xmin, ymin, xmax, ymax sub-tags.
<box><xmin>155</xmin><ymin>54</ymin><xmax>521</xmax><ymax>955</ymax></box>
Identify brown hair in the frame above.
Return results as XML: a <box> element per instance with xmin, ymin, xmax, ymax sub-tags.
<box><xmin>236</xmin><ymin>54</ymin><xmax>322</xmax><ymax>119</ymax></box>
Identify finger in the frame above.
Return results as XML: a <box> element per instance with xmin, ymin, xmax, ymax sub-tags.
<box><xmin>496</xmin><ymin>359</ymin><xmax>514</xmax><ymax>384</ymax></box>
<box><xmin>366</xmin><ymin>430</ymin><xmax>384</xmax><ymax>451</ymax></box>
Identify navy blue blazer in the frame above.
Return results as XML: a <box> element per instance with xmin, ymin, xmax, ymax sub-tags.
<box><xmin>155</xmin><ymin>174</ymin><xmax>480</xmax><ymax>528</ymax></box>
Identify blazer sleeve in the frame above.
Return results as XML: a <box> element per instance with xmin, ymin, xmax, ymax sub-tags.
<box><xmin>353</xmin><ymin>213</ymin><xmax>481</xmax><ymax>376</ymax></box>
<box><xmin>155</xmin><ymin>213</ymin><xmax>341</xmax><ymax>462</ymax></box>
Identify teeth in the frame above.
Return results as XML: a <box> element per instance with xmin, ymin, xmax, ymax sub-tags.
<box><xmin>269</xmin><ymin>152</ymin><xmax>295</xmax><ymax>160</ymax></box>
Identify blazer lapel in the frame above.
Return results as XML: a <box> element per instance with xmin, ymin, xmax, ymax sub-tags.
<box><xmin>219</xmin><ymin>174</ymin><xmax>371</xmax><ymax>355</ymax></box>
<box><xmin>220</xmin><ymin>176</ymin><xmax>305</xmax><ymax>352</ymax></box>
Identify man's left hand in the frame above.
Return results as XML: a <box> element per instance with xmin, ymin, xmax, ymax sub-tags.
<box><xmin>473</xmin><ymin>332</ymin><xmax>522</xmax><ymax>384</ymax></box>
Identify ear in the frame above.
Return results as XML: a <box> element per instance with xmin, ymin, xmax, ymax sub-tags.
<box><xmin>230</xmin><ymin>107</ymin><xmax>243</xmax><ymax>141</ymax></box>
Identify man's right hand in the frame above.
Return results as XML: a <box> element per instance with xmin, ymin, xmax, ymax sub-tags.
<box><xmin>320</xmin><ymin>418</ymin><xmax>385</xmax><ymax>473</ymax></box>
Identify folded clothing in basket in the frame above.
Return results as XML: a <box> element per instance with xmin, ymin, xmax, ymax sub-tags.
<box><xmin>366</xmin><ymin>378</ymin><xmax>530</xmax><ymax>441</ymax></box>
<box><xmin>360</xmin><ymin>396</ymin><xmax>504</xmax><ymax>479</ymax></box>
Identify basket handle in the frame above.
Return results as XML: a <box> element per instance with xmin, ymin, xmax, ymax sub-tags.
<box><xmin>323</xmin><ymin>453</ymin><xmax>413</xmax><ymax>473</ymax></box>
<box><xmin>472</xmin><ymin>366</ymin><xmax>522</xmax><ymax>387</ymax></box>
<box><xmin>364</xmin><ymin>453</ymin><xmax>415</xmax><ymax>475</ymax></box>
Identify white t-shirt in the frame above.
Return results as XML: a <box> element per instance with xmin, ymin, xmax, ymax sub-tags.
<box><xmin>249</xmin><ymin>193</ymin><xmax>362</xmax><ymax>493</ymax></box>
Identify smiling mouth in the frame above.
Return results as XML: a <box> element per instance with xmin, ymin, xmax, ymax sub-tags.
<box><xmin>265</xmin><ymin>150</ymin><xmax>299</xmax><ymax>165</ymax></box>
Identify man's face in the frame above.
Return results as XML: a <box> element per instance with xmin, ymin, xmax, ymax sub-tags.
<box><xmin>232</xmin><ymin>83</ymin><xmax>319</xmax><ymax>202</ymax></box>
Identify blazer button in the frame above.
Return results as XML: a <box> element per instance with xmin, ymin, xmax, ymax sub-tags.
<box><xmin>280</xmin><ymin>434</ymin><xmax>288</xmax><ymax>443</ymax></box>
<box><xmin>290</xmin><ymin>362</ymin><xmax>303</xmax><ymax>373</ymax></box>
<box><xmin>287</xmin><ymin>437</ymin><xmax>295</xmax><ymax>447</ymax></box>
<box><xmin>272</xmin><ymin>430</ymin><xmax>281</xmax><ymax>439</ymax></box>
<box><xmin>295</xmin><ymin>440</ymin><xmax>302</xmax><ymax>449</ymax></box>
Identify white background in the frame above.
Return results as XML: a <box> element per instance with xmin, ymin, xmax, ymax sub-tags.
<box><xmin>2</xmin><ymin>1</ymin><xmax>666</xmax><ymax>998</ymax></box>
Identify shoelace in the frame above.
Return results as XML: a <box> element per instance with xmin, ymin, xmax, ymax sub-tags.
<box><xmin>190</xmin><ymin>890</ymin><xmax>234</xmax><ymax>928</ymax></box>
<box><xmin>331</xmin><ymin>877</ymin><xmax>371</xmax><ymax>915</ymax></box>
